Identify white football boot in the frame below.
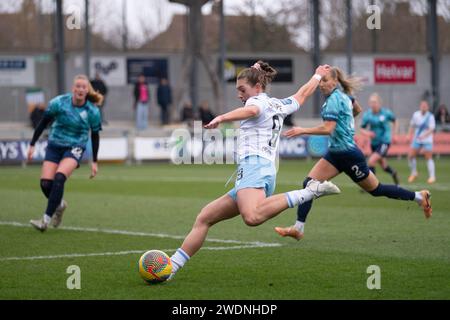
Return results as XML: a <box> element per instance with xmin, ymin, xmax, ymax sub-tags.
<box><xmin>306</xmin><ymin>179</ymin><xmax>341</xmax><ymax>199</ymax></box>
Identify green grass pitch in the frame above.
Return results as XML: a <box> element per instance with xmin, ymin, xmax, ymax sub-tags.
<box><xmin>0</xmin><ymin>158</ymin><xmax>449</xmax><ymax>299</ymax></box>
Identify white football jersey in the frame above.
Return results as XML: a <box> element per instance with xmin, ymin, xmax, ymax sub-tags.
<box><xmin>410</xmin><ymin>111</ymin><xmax>435</xmax><ymax>144</ymax></box>
<box><xmin>237</xmin><ymin>93</ymin><xmax>300</xmax><ymax>162</ymax></box>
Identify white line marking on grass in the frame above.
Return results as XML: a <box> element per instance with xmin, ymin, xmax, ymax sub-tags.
<box><xmin>0</xmin><ymin>243</ymin><xmax>282</xmax><ymax>261</ymax></box>
<box><xmin>71</xmin><ymin>175</ymin><xmax>450</xmax><ymax>191</ymax></box>
<box><xmin>0</xmin><ymin>221</ymin><xmax>282</xmax><ymax>247</ymax></box>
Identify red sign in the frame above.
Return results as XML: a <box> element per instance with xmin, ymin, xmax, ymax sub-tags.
<box><xmin>374</xmin><ymin>59</ymin><xmax>416</xmax><ymax>83</ymax></box>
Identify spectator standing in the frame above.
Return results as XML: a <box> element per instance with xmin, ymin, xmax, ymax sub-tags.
<box><xmin>157</xmin><ymin>78</ymin><xmax>173</xmax><ymax>125</ymax></box>
<box><xmin>133</xmin><ymin>74</ymin><xmax>150</xmax><ymax>131</ymax></box>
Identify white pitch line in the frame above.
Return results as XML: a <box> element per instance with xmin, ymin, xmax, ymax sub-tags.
<box><xmin>0</xmin><ymin>221</ymin><xmax>281</xmax><ymax>247</ymax></box>
<box><xmin>69</xmin><ymin>174</ymin><xmax>450</xmax><ymax>191</ymax></box>
<box><xmin>0</xmin><ymin>243</ymin><xmax>282</xmax><ymax>262</ymax></box>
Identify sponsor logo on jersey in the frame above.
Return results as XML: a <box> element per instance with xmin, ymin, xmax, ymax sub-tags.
<box><xmin>71</xmin><ymin>147</ymin><xmax>83</xmax><ymax>159</ymax></box>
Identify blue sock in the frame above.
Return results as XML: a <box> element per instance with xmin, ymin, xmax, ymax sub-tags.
<box><xmin>369</xmin><ymin>183</ymin><xmax>415</xmax><ymax>201</ymax></box>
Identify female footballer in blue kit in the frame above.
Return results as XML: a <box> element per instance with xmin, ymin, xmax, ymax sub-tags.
<box><xmin>27</xmin><ymin>75</ymin><xmax>103</xmax><ymax>232</ymax></box>
<box><xmin>166</xmin><ymin>61</ymin><xmax>341</xmax><ymax>280</ymax></box>
<box><xmin>275</xmin><ymin>67</ymin><xmax>432</xmax><ymax>241</ymax></box>
<box><xmin>360</xmin><ymin>93</ymin><xmax>400</xmax><ymax>185</ymax></box>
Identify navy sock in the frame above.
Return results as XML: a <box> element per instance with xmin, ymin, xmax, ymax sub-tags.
<box><xmin>297</xmin><ymin>200</ymin><xmax>314</xmax><ymax>223</ymax></box>
<box><xmin>383</xmin><ymin>166</ymin><xmax>395</xmax><ymax>175</ymax></box>
<box><xmin>40</xmin><ymin>179</ymin><xmax>53</xmax><ymax>198</ymax></box>
<box><xmin>369</xmin><ymin>183</ymin><xmax>415</xmax><ymax>201</ymax></box>
<box><xmin>369</xmin><ymin>166</ymin><xmax>376</xmax><ymax>175</ymax></box>
<box><xmin>45</xmin><ymin>172</ymin><xmax>66</xmax><ymax>217</ymax></box>
<box><xmin>296</xmin><ymin>177</ymin><xmax>314</xmax><ymax>222</ymax></box>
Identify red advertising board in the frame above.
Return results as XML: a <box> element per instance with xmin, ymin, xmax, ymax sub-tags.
<box><xmin>374</xmin><ymin>59</ymin><xmax>416</xmax><ymax>83</ymax></box>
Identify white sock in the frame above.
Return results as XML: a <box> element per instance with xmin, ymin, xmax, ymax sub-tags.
<box><xmin>43</xmin><ymin>214</ymin><xmax>51</xmax><ymax>224</ymax></box>
<box><xmin>285</xmin><ymin>189</ymin><xmax>314</xmax><ymax>208</ymax></box>
<box><xmin>414</xmin><ymin>191</ymin><xmax>423</xmax><ymax>205</ymax></box>
<box><xmin>294</xmin><ymin>221</ymin><xmax>305</xmax><ymax>233</ymax></box>
<box><xmin>408</xmin><ymin>158</ymin><xmax>417</xmax><ymax>175</ymax></box>
<box><xmin>426</xmin><ymin>159</ymin><xmax>435</xmax><ymax>179</ymax></box>
<box><xmin>170</xmin><ymin>248</ymin><xmax>190</xmax><ymax>273</ymax></box>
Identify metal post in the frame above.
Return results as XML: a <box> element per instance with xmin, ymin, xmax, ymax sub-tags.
<box><xmin>346</xmin><ymin>0</ymin><xmax>352</xmax><ymax>75</ymax></box>
<box><xmin>84</xmin><ymin>0</ymin><xmax>91</xmax><ymax>77</ymax></box>
<box><xmin>189</xmin><ymin>3</ymin><xmax>200</xmax><ymax>115</ymax></box>
<box><xmin>428</xmin><ymin>0</ymin><xmax>439</xmax><ymax>113</ymax></box>
<box><xmin>371</xmin><ymin>0</ymin><xmax>377</xmax><ymax>53</ymax></box>
<box><xmin>55</xmin><ymin>0</ymin><xmax>65</xmax><ymax>94</ymax></box>
<box><xmin>311</xmin><ymin>0</ymin><xmax>321</xmax><ymax>116</ymax></box>
<box><xmin>219</xmin><ymin>0</ymin><xmax>226</xmax><ymax>113</ymax></box>
<box><xmin>122</xmin><ymin>0</ymin><xmax>128</xmax><ymax>52</ymax></box>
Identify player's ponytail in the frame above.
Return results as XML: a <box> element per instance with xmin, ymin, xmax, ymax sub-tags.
<box><xmin>237</xmin><ymin>60</ymin><xmax>277</xmax><ymax>90</ymax></box>
<box><xmin>331</xmin><ymin>67</ymin><xmax>362</xmax><ymax>96</ymax></box>
<box><xmin>74</xmin><ymin>74</ymin><xmax>104</xmax><ymax>106</ymax></box>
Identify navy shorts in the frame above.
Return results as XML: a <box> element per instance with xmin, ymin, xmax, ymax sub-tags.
<box><xmin>44</xmin><ymin>143</ymin><xmax>85</xmax><ymax>167</ymax></box>
<box><xmin>323</xmin><ymin>146</ymin><xmax>370</xmax><ymax>182</ymax></box>
<box><xmin>371</xmin><ymin>143</ymin><xmax>390</xmax><ymax>157</ymax></box>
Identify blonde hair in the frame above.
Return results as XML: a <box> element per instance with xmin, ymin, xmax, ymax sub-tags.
<box><xmin>73</xmin><ymin>74</ymin><xmax>104</xmax><ymax>106</ymax></box>
<box><xmin>330</xmin><ymin>67</ymin><xmax>363</xmax><ymax>96</ymax></box>
<box><xmin>369</xmin><ymin>92</ymin><xmax>382</xmax><ymax>105</ymax></box>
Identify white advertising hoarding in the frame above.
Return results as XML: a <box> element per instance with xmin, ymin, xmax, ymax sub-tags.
<box><xmin>98</xmin><ymin>138</ymin><xmax>128</xmax><ymax>160</ymax></box>
<box><xmin>90</xmin><ymin>56</ymin><xmax>126</xmax><ymax>86</ymax></box>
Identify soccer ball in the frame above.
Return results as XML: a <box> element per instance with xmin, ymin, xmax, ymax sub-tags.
<box><xmin>138</xmin><ymin>250</ymin><xmax>172</xmax><ymax>284</ymax></box>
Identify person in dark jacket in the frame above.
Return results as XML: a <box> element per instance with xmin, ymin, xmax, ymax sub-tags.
<box><xmin>157</xmin><ymin>78</ymin><xmax>173</xmax><ymax>125</ymax></box>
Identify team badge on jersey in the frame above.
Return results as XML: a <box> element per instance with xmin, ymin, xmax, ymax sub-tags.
<box><xmin>379</xmin><ymin>115</ymin><xmax>385</xmax><ymax>122</ymax></box>
<box><xmin>71</xmin><ymin>147</ymin><xmax>83</xmax><ymax>159</ymax></box>
<box><xmin>79</xmin><ymin>110</ymin><xmax>88</xmax><ymax>121</ymax></box>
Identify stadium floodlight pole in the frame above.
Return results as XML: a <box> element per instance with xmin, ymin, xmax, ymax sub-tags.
<box><xmin>170</xmin><ymin>0</ymin><xmax>209</xmax><ymax>117</ymax></box>
<box><xmin>122</xmin><ymin>0</ymin><xmax>127</xmax><ymax>52</ymax></box>
<box><xmin>370</xmin><ymin>0</ymin><xmax>377</xmax><ymax>53</ymax></box>
<box><xmin>84</xmin><ymin>0</ymin><xmax>91</xmax><ymax>77</ymax></box>
<box><xmin>55</xmin><ymin>0</ymin><xmax>65</xmax><ymax>94</ymax></box>
<box><xmin>311</xmin><ymin>0</ymin><xmax>321</xmax><ymax>116</ymax></box>
<box><xmin>219</xmin><ymin>0</ymin><xmax>226</xmax><ymax>114</ymax></box>
<box><xmin>428</xmin><ymin>0</ymin><xmax>439</xmax><ymax>113</ymax></box>
<box><xmin>346</xmin><ymin>0</ymin><xmax>352</xmax><ymax>76</ymax></box>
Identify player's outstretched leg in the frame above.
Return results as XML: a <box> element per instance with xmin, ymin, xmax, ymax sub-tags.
<box><xmin>168</xmin><ymin>194</ymin><xmax>239</xmax><ymax>281</ymax></box>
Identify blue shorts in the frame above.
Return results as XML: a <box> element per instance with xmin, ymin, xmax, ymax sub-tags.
<box><xmin>44</xmin><ymin>143</ymin><xmax>85</xmax><ymax>167</ymax></box>
<box><xmin>323</xmin><ymin>146</ymin><xmax>370</xmax><ymax>183</ymax></box>
<box><xmin>411</xmin><ymin>140</ymin><xmax>433</xmax><ymax>151</ymax></box>
<box><xmin>371</xmin><ymin>143</ymin><xmax>390</xmax><ymax>157</ymax></box>
<box><xmin>227</xmin><ymin>155</ymin><xmax>277</xmax><ymax>201</ymax></box>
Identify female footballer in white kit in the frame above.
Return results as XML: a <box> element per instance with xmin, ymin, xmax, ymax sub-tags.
<box><xmin>166</xmin><ymin>61</ymin><xmax>340</xmax><ymax>280</ymax></box>
<box><xmin>407</xmin><ymin>100</ymin><xmax>436</xmax><ymax>184</ymax></box>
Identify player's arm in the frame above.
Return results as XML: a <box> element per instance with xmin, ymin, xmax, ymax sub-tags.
<box><xmin>27</xmin><ymin>114</ymin><xmax>54</xmax><ymax>161</ymax></box>
<box><xmin>292</xmin><ymin>65</ymin><xmax>330</xmax><ymax>106</ymax></box>
<box><xmin>204</xmin><ymin>106</ymin><xmax>260</xmax><ymax>129</ymax></box>
<box><xmin>89</xmin><ymin>130</ymin><xmax>100</xmax><ymax>179</ymax></box>
<box><xmin>407</xmin><ymin>123</ymin><xmax>415</xmax><ymax>142</ymax></box>
<box><xmin>352</xmin><ymin>99</ymin><xmax>362</xmax><ymax>117</ymax></box>
<box><xmin>360</xmin><ymin>128</ymin><xmax>375</xmax><ymax>138</ymax></box>
<box><xmin>284</xmin><ymin>121</ymin><xmax>336</xmax><ymax>137</ymax></box>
